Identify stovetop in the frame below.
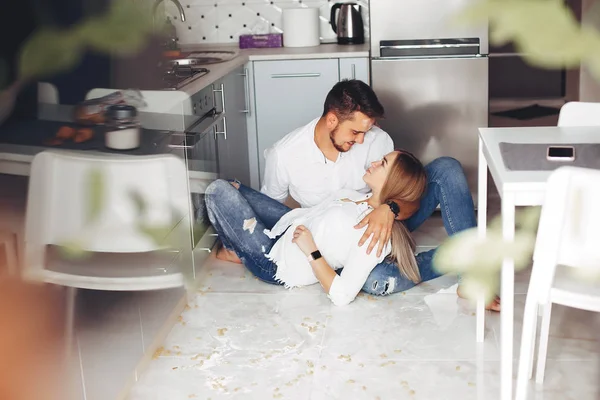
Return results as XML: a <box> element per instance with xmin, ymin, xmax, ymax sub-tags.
<box><xmin>162</xmin><ymin>65</ymin><xmax>210</xmax><ymax>90</ymax></box>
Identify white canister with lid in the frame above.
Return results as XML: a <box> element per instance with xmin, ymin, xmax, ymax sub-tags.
<box><xmin>282</xmin><ymin>7</ymin><xmax>320</xmax><ymax>47</ymax></box>
<box><xmin>104</xmin><ymin>104</ymin><xmax>141</xmax><ymax>150</ymax></box>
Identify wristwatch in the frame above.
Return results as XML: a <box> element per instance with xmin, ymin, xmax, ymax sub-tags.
<box><xmin>386</xmin><ymin>200</ymin><xmax>400</xmax><ymax>218</ymax></box>
<box><xmin>307</xmin><ymin>250</ymin><xmax>322</xmax><ymax>262</ymax></box>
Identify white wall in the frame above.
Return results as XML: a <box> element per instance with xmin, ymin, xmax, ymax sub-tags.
<box><xmin>164</xmin><ymin>0</ymin><xmax>369</xmax><ymax>45</ymax></box>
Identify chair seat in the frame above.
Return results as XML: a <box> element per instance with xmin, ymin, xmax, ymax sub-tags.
<box><xmin>551</xmin><ymin>265</ymin><xmax>600</xmax><ymax>312</ymax></box>
<box><xmin>24</xmin><ymin>246</ymin><xmax>184</xmax><ymax>290</ymax></box>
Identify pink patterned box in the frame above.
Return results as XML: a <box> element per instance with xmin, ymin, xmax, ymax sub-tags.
<box><xmin>239</xmin><ymin>34</ymin><xmax>283</xmax><ymax>49</ymax></box>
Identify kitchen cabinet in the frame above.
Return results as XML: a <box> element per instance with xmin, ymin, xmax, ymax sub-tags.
<box><xmin>252</xmin><ymin>59</ymin><xmax>340</xmax><ymax>184</ymax></box>
<box><xmin>214</xmin><ymin>66</ymin><xmax>251</xmax><ymax>186</ymax></box>
<box><xmin>339</xmin><ymin>57</ymin><xmax>370</xmax><ymax>83</ymax></box>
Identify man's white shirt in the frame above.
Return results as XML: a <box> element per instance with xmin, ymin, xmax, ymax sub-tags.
<box><xmin>261</xmin><ymin>118</ymin><xmax>394</xmax><ymax>208</ymax></box>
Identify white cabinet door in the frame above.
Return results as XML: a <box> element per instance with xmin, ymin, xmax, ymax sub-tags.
<box><xmin>339</xmin><ymin>57</ymin><xmax>370</xmax><ymax>83</ymax></box>
<box><xmin>215</xmin><ymin>66</ymin><xmax>251</xmax><ymax>186</ymax></box>
<box><xmin>253</xmin><ymin>59</ymin><xmax>339</xmax><ymax>184</ymax></box>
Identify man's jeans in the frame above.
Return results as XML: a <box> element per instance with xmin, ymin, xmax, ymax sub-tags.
<box><xmin>206</xmin><ymin>156</ymin><xmax>476</xmax><ymax>295</ymax></box>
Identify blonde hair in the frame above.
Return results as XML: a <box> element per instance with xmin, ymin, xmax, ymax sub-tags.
<box><xmin>379</xmin><ymin>150</ymin><xmax>427</xmax><ymax>284</ymax></box>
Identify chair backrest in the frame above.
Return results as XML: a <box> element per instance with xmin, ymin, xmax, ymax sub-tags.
<box><xmin>25</xmin><ymin>151</ymin><xmax>191</xmax><ymax>255</ymax></box>
<box><xmin>557</xmin><ymin>101</ymin><xmax>600</xmax><ymax>127</ymax></box>
<box><xmin>534</xmin><ymin>166</ymin><xmax>600</xmax><ymax>272</ymax></box>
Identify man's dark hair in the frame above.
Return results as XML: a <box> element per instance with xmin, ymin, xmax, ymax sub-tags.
<box><xmin>322</xmin><ymin>79</ymin><xmax>385</xmax><ymax>121</ymax></box>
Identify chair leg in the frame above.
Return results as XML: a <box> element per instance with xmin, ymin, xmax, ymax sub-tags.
<box><xmin>535</xmin><ymin>302</ymin><xmax>553</xmax><ymax>384</ymax></box>
<box><xmin>65</xmin><ymin>287</ymin><xmax>78</xmax><ymax>360</ymax></box>
<box><xmin>527</xmin><ymin>305</ymin><xmax>539</xmax><ymax>380</ymax></box>
<box><xmin>516</xmin><ymin>294</ymin><xmax>539</xmax><ymax>400</ymax></box>
<box><xmin>476</xmin><ymin>292</ymin><xmax>485</xmax><ymax>342</ymax></box>
<box><xmin>2</xmin><ymin>234</ymin><xmax>18</xmax><ymax>275</ymax></box>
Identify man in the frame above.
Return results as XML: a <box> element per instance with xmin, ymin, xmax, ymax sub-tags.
<box><xmin>216</xmin><ymin>79</ymin><xmax>499</xmax><ymax>310</ymax></box>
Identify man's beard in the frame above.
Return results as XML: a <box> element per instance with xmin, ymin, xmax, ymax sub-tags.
<box><xmin>329</xmin><ymin>127</ymin><xmax>350</xmax><ymax>152</ymax></box>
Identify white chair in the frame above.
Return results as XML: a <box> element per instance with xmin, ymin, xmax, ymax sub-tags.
<box><xmin>557</xmin><ymin>101</ymin><xmax>600</xmax><ymax>127</ymax></box>
<box><xmin>23</xmin><ymin>150</ymin><xmax>194</xmax><ymax>352</ymax></box>
<box><xmin>516</xmin><ymin>166</ymin><xmax>600</xmax><ymax>400</ymax></box>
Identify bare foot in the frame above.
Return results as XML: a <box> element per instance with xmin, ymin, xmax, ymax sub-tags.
<box><xmin>216</xmin><ymin>246</ymin><xmax>243</xmax><ymax>264</ymax></box>
<box><xmin>230</xmin><ymin>181</ymin><xmax>240</xmax><ymax>189</ymax></box>
<box><xmin>457</xmin><ymin>286</ymin><xmax>501</xmax><ymax>312</ymax></box>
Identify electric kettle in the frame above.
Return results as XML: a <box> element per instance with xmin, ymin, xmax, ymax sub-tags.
<box><xmin>330</xmin><ymin>2</ymin><xmax>365</xmax><ymax>45</ymax></box>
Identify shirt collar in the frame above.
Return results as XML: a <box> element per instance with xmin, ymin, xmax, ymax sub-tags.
<box><xmin>309</xmin><ymin>120</ymin><xmax>345</xmax><ymax>165</ymax></box>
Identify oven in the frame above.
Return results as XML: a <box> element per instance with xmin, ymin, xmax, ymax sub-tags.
<box><xmin>167</xmin><ymin>83</ymin><xmax>226</xmax><ymax>251</ymax></box>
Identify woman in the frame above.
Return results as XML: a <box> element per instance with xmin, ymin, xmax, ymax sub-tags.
<box><xmin>205</xmin><ymin>150</ymin><xmax>427</xmax><ymax>306</ymax></box>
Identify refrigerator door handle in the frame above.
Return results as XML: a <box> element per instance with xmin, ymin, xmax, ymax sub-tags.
<box><xmin>380</xmin><ymin>38</ymin><xmax>481</xmax><ymax>58</ymax></box>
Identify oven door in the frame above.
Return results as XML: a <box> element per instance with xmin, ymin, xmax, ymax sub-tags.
<box><xmin>168</xmin><ymin>110</ymin><xmax>223</xmax><ymax>267</ymax></box>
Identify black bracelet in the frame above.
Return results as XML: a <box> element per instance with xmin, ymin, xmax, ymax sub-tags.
<box><xmin>386</xmin><ymin>200</ymin><xmax>400</xmax><ymax>218</ymax></box>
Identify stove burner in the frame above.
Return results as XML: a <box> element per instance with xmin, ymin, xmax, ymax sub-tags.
<box><xmin>162</xmin><ymin>66</ymin><xmax>210</xmax><ymax>90</ymax></box>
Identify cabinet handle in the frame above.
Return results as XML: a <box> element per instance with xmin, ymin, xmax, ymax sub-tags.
<box><xmin>212</xmin><ymin>83</ymin><xmax>226</xmax><ymax>113</ymax></box>
<box><xmin>213</xmin><ymin>117</ymin><xmax>227</xmax><ymax>140</ymax></box>
<box><xmin>168</xmin><ymin>142</ymin><xmax>195</xmax><ymax>149</ymax></box>
<box><xmin>241</xmin><ymin>68</ymin><xmax>251</xmax><ymax>115</ymax></box>
<box><xmin>351</xmin><ymin>64</ymin><xmax>356</xmax><ymax>80</ymax></box>
<box><xmin>270</xmin><ymin>73</ymin><xmax>321</xmax><ymax>79</ymax></box>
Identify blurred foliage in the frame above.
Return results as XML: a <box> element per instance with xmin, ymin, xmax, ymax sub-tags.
<box><xmin>456</xmin><ymin>0</ymin><xmax>600</xmax><ymax>79</ymax></box>
<box><xmin>85</xmin><ymin>168</ymin><xmax>105</xmax><ymax>224</ymax></box>
<box><xmin>434</xmin><ymin>208</ymin><xmax>541</xmax><ymax>303</ymax></box>
<box><xmin>1</xmin><ymin>1</ymin><xmax>160</xmax><ymax>89</ymax></box>
<box><xmin>18</xmin><ymin>1</ymin><xmax>156</xmax><ymax>82</ymax></box>
<box><xmin>435</xmin><ymin>0</ymin><xmax>600</xmax><ymax>303</ymax></box>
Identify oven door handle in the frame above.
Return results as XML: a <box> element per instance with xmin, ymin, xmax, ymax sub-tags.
<box><xmin>168</xmin><ymin>112</ymin><xmax>225</xmax><ymax>148</ymax></box>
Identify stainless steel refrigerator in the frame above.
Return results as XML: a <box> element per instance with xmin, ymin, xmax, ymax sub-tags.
<box><xmin>370</xmin><ymin>0</ymin><xmax>489</xmax><ymax>202</ymax></box>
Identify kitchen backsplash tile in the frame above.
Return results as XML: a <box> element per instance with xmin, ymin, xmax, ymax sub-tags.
<box><xmin>163</xmin><ymin>0</ymin><xmax>369</xmax><ymax>45</ymax></box>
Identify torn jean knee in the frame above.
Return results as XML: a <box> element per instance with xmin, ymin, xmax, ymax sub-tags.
<box><xmin>361</xmin><ymin>250</ymin><xmax>444</xmax><ymax>296</ymax></box>
<box><xmin>365</xmin><ymin>277</ymin><xmax>397</xmax><ymax>296</ymax></box>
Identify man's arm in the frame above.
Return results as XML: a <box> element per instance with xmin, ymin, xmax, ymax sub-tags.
<box><xmin>354</xmin><ymin>200</ymin><xmax>420</xmax><ymax>257</ymax></box>
<box><xmin>260</xmin><ymin>147</ymin><xmax>289</xmax><ymax>202</ymax></box>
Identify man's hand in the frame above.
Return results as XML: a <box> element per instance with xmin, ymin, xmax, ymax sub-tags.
<box><xmin>292</xmin><ymin>225</ymin><xmax>318</xmax><ymax>256</ymax></box>
<box><xmin>355</xmin><ymin>204</ymin><xmax>395</xmax><ymax>256</ymax></box>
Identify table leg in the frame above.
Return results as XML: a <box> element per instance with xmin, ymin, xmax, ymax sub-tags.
<box><xmin>476</xmin><ymin>138</ymin><xmax>488</xmax><ymax>342</ymax></box>
<box><xmin>501</xmin><ymin>192</ymin><xmax>516</xmax><ymax>400</ymax></box>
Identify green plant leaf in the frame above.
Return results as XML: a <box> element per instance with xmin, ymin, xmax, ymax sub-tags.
<box><xmin>129</xmin><ymin>189</ymin><xmax>147</xmax><ymax>217</ymax></box>
<box><xmin>18</xmin><ymin>28</ymin><xmax>84</xmax><ymax>80</ymax></box>
<box><xmin>57</xmin><ymin>240</ymin><xmax>91</xmax><ymax>260</ymax></box>
<box><xmin>137</xmin><ymin>223</ymin><xmax>173</xmax><ymax>247</ymax></box>
<box><xmin>85</xmin><ymin>168</ymin><xmax>105</xmax><ymax>224</ymax></box>
<box><xmin>77</xmin><ymin>1</ymin><xmax>155</xmax><ymax>55</ymax></box>
<box><xmin>455</xmin><ymin>0</ymin><xmax>600</xmax><ymax>71</ymax></box>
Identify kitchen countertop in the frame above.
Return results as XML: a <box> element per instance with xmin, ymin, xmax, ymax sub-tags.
<box><xmin>0</xmin><ymin>105</ymin><xmax>178</xmax><ymax>176</ymax></box>
<box><xmin>179</xmin><ymin>43</ymin><xmax>370</xmax><ymax>96</ymax></box>
<box><xmin>0</xmin><ymin>43</ymin><xmax>369</xmax><ymax>172</ymax></box>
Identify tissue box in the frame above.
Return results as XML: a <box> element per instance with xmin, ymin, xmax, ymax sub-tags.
<box><xmin>239</xmin><ymin>34</ymin><xmax>283</xmax><ymax>49</ymax></box>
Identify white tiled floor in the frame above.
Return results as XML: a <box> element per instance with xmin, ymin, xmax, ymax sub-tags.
<box><xmin>129</xmin><ymin>215</ymin><xmax>600</xmax><ymax>400</ymax></box>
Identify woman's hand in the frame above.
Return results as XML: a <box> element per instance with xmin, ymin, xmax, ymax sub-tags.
<box><xmin>354</xmin><ymin>204</ymin><xmax>395</xmax><ymax>256</ymax></box>
<box><xmin>292</xmin><ymin>225</ymin><xmax>317</xmax><ymax>256</ymax></box>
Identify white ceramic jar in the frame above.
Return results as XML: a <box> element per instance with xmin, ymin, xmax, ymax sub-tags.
<box><xmin>104</xmin><ymin>104</ymin><xmax>141</xmax><ymax>150</ymax></box>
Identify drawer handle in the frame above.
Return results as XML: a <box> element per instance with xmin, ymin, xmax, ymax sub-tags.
<box><xmin>271</xmin><ymin>73</ymin><xmax>321</xmax><ymax>79</ymax></box>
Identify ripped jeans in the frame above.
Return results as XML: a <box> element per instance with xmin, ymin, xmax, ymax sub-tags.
<box><xmin>206</xmin><ymin>156</ymin><xmax>476</xmax><ymax>295</ymax></box>
<box><xmin>204</xmin><ymin>179</ymin><xmax>283</xmax><ymax>284</ymax></box>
